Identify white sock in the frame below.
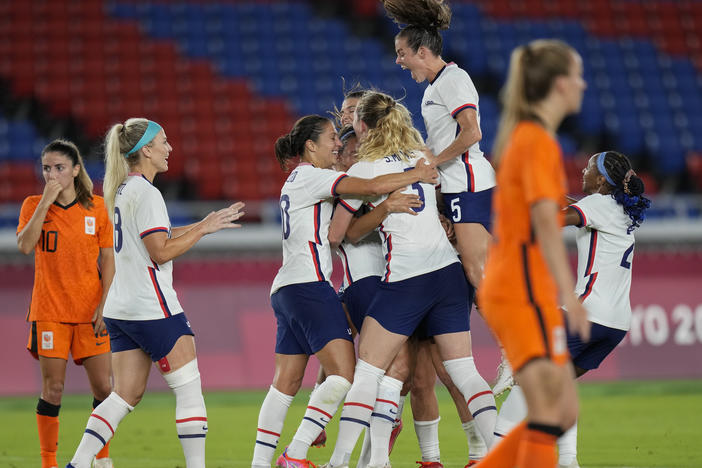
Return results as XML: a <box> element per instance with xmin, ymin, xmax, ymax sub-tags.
<box><xmin>252</xmin><ymin>385</ymin><xmax>294</xmax><ymax>467</ymax></box>
<box><xmin>287</xmin><ymin>375</ymin><xmax>351</xmax><ymax>459</ymax></box>
<box><xmin>164</xmin><ymin>360</ymin><xmax>208</xmax><ymax>468</ymax></box>
<box><xmin>443</xmin><ymin>357</ymin><xmax>497</xmax><ymax>448</ymax></box>
<box><xmin>69</xmin><ymin>392</ymin><xmax>133</xmax><ymax>468</ymax></box>
<box><xmin>414</xmin><ymin>417</ymin><xmax>440</xmax><ymax>462</ymax></box>
<box><xmin>369</xmin><ymin>376</ymin><xmax>403</xmax><ymax>467</ymax></box>
<box><xmin>494</xmin><ymin>385</ymin><xmax>526</xmax><ymax>437</ymax></box>
<box><xmin>396</xmin><ymin>394</ymin><xmax>406</xmax><ymax>426</ymax></box>
<box><xmin>557</xmin><ymin>420</ymin><xmax>578</xmax><ymax>466</ymax></box>
<box><xmin>357</xmin><ymin>429</ymin><xmax>371</xmax><ymax>468</ymax></box>
<box><xmin>329</xmin><ymin>360</ymin><xmax>385</xmax><ymax>467</ymax></box>
<box><xmin>462</xmin><ymin>420</ymin><xmax>487</xmax><ymax>461</ymax></box>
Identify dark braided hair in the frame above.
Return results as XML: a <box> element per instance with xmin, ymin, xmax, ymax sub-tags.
<box><xmin>274</xmin><ymin>115</ymin><xmax>330</xmax><ymax>171</ymax></box>
<box><xmin>383</xmin><ymin>0</ymin><xmax>451</xmax><ymax>56</ymax></box>
<box><xmin>599</xmin><ymin>151</ymin><xmax>651</xmax><ymax>234</ymax></box>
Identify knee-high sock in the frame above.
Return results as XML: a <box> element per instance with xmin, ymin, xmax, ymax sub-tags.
<box><xmin>368</xmin><ymin>376</ymin><xmax>403</xmax><ymax>467</ymax></box>
<box><xmin>443</xmin><ymin>357</ymin><xmax>497</xmax><ymax>448</ymax></box>
<box><xmin>36</xmin><ymin>398</ymin><xmax>60</xmax><ymax>468</ymax></box>
<box><xmin>164</xmin><ymin>360</ymin><xmax>208</xmax><ymax>468</ymax></box>
<box><xmin>357</xmin><ymin>429</ymin><xmax>371</xmax><ymax>468</ymax></box>
<box><xmin>69</xmin><ymin>392</ymin><xmax>133</xmax><ymax>468</ymax></box>
<box><xmin>557</xmin><ymin>420</ymin><xmax>578</xmax><ymax>466</ymax></box>
<box><xmin>475</xmin><ymin>421</ymin><xmax>526</xmax><ymax>467</ymax></box>
<box><xmin>252</xmin><ymin>385</ymin><xmax>294</xmax><ymax>468</ymax></box>
<box><xmin>495</xmin><ymin>385</ymin><xmax>527</xmax><ymax>437</ymax></box>
<box><xmin>287</xmin><ymin>375</ymin><xmax>351</xmax><ymax>459</ymax></box>
<box><xmin>92</xmin><ymin>398</ymin><xmax>111</xmax><ymax>460</ymax></box>
<box><xmin>517</xmin><ymin>423</ymin><xmax>561</xmax><ymax>468</ymax></box>
<box><xmin>329</xmin><ymin>360</ymin><xmax>385</xmax><ymax>467</ymax></box>
<box><xmin>462</xmin><ymin>420</ymin><xmax>487</xmax><ymax>461</ymax></box>
<box><xmin>414</xmin><ymin>417</ymin><xmax>441</xmax><ymax>462</ymax></box>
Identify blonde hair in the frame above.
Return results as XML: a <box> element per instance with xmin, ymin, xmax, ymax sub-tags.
<box><xmin>41</xmin><ymin>139</ymin><xmax>94</xmax><ymax>209</ymax></box>
<box><xmin>492</xmin><ymin>39</ymin><xmax>576</xmax><ymax>164</ymax></box>
<box><xmin>355</xmin><ymin>91</ymin><xmax>424</xmax><ymax>162</ymax></box>
<box><xmin>103</xmin><ymin>118</ymin><xmax>150</xmax><ymax>214</ymax></box>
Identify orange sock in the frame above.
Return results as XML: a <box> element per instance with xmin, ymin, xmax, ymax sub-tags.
<box><xmin>517</xmin><ymin>425</ymin><xmax>559</xmax><ymax>468</ymax></box>
<box><xmin>37</xmin><ymin>413</ymin><xmax>59</xmax><ymax>468</ymax></box>
<box><xmin>476</xmin><ymin>421</ymin><xmax>526</xmax><ymax>467</ymax></box>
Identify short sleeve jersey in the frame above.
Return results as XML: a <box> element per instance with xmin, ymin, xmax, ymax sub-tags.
<box><xmin>103</xmin><ymin>175</ymin><xmax>183</xmax><ymax>320</ymax></box>
<box><xmin>270</xmin><ymin>163</ymin><xmax>348</xmax><ymax>295</ymax></box>
<box><xmin>422</xmin><ymin>62</ymin><xmax>496</xmax><ymax>194</ymax></box>
<box><xmin>570</xmin><ymin>194</ymin><xmax>634</xmax><ymax>331</ymax></box>
<box><xmin>336</xmin><ymin>203</ymin><xmax>385</xmax><ymax>290</ymax></box>
<box><xmin>17</xmin><ymin>195</ymin><xmax>113</xmax><ymax>323</ymax></box>
<box><xmin>339</xmin><ymin>152</ymin><xmax>458</xmax><ymax>282</ymax></box>
<box><xmin>481</xmin><ymin>122</ymin><xmax>567</xmax><ymax>308</ymax></box>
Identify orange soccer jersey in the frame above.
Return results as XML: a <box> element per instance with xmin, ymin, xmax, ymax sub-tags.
<box><xmin>18</xmin><ymin>196</ymin><xmax>113</xmax><ymax>323</ymax></box>
<box><xmin>479</xmin><ymin>121</ymin><xmax>569</xmax><ymax>370</ymax></box>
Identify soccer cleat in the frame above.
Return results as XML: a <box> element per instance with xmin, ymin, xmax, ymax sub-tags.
<box><xmin>276</xmin><ymin>448</ymin><xmax>317</xmax><ymax>468</ymax></box>
<box><xmin>388</xmin><ymin>418</ymin><xmax>403</xmax><ymax>454</ymax></box>
<box><xmin>311</xmin><ymin>429</ymin><xmax>327</xmax><ymax>448</ymax></box>
<box><xmin>492</xmin><ymin>358</ymin><xmax>514</xmax><ymax>397</ymax></box>
<box><xmin>464</xmin><ymin>461</ymin><xmax>479</xmax><ymax>467</ymax></box>
<box><xmin>415</xmin><ymin>462</ymin><xmax>443</xmax><ymax>468</ymax></box>
<box><xmin>93</xmin><ymin>457</ymin><xmax>114</xmax><ymax>468</ymax></box>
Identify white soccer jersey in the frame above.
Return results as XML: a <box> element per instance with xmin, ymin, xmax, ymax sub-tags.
<box><xmin>270</xmin><ymin>163</ymin><xmax>348</xmax><ymax>295</ymax></box>
<box><xmin>422</xmin><ymin>62</ymin><xmax>496</xmax><ymax>194</ymax></box>
<box><xmin>340</xmin><ymin>153</ymin><xmax>458</xmax><ymax>282</ymax></box>
<box><xmin>104</xmin><ymin>175</ymin><xmax>184</xmax><ymax>320</ymax></box>
<box><xmin>336</xmin><ymin>203</ymin><xmax>385</xmax><ymax>290</ymax></box>
<box><xmin>571</xmin><ymin>193</ymin><xmax>635</xmax><ymax>331</ymax></box>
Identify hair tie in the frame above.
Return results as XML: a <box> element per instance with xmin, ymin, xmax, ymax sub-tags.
<box><xmin>623</xmin><ymin>169</ymin><xmax>636</xmax><ymax>195</ymax></box>
<box><xmin>126</xmin><ymin>120</ymin><xmax>163</xmax><ymax>156</ymax></box>
<box><xmin>596</xmin><ymin>152</ymin><xmax>616</xmax><ymax>186</ymax></box>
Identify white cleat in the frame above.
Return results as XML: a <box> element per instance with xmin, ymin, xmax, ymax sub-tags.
<box><xmin>93</xmin><ymin>457</ymin><xmax>114</xmax><ymax>468</ymax></box>
<box><xmin>492</xmin><ymin>359</ymin><xmax>514</xmax><ymax>397</ymax></box>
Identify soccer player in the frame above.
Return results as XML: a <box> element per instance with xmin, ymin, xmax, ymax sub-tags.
<box><xmin>324</xmin><ymin>91</ymin><xmax>496</xmax><ymax>468</ymax></box>
<box><xmin>252</xmin><ymin>115</ymin><xmax>437</xmax><ymax>468</ymax></box>
<box><xmin>477</xmin><ymin>40</ymin><xmax>590</xmax><ymax>468</ymax></box>
<box><xmin>65</xmin><ymin>118</ymin><xmax>245</xmax><ymax>468</ymax></box>
<box><xmin>385</xmin><ymin>1</ymin><xmax>496</xmax><ymax>461</ymax></box>
<box><xmin>494</xmin><ymin>151</ymin><xmax>651</xmax><ymax>468</ymax></box>
<box><xmin>17</xmin><ymin>139</ymin><xmax>115</xmax><ymax>468</ymax></box>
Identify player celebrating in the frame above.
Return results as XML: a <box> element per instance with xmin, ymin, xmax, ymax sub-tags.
<box><xmin>252</xmin><ymin>115</ymin><xmax>437</xmax><ymax>468</ymax></box>
<box><xmin>17</xmin><ymin>139</ymin><xmax>115</xmax><ymax>468</ymax></box>
<box><xmin>65</xmin><ymin>118</ymin><xmax>244</xmax><ymax>468</ymax></box>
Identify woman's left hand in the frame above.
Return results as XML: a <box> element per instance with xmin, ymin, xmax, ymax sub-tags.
<box><xmin>92</xmin><ymin>307</ymin><xmax>106</xmax><ymax>336</ymax></box>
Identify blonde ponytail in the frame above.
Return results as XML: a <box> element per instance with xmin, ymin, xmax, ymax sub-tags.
<box><xmin>103</xmin><ymin>118</ymin><xmax>149</xmax><ymax>215</ymax></box>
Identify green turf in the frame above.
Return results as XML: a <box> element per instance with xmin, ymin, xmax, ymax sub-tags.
<box><xmin>1</xmin><ymin>380</ymin><xmax>700</xmax><ymax>467</ymax></box>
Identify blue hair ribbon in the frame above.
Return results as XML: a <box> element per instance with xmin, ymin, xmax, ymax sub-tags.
<box><xmin>596</xmin><ymin>151</ymin><xmax>616</xmax><ymax>186</ymax></box>
<box><xmin>126</xmin><ymin>120</ymin><xmax>163</xmax><ymax>156</ymax></box>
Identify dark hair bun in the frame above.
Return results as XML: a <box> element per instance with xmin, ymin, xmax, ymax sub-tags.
<box><xmin>627</xmin><ymin>175</ymin><xmax>645</xmax><ymax>197</ymax></box>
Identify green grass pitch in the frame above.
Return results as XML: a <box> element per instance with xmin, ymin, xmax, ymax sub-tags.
<box><xmin>1</xmin><ymin>380</ymin><xmax>700</xmax><ymax>467</ymax></box>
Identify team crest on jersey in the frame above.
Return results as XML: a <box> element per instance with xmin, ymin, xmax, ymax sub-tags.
<box><xmin>41</xmin><ymin>331</ymin><xmax>54</xmax><ymax>350</ymax></box>
<box><xmin>85</xmin><ymin>216</ymin><xmax>96</xmax><ymax>235</ymax></box>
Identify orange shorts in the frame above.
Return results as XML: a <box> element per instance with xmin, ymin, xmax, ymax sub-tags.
<box><xmin>27</xmin><ymin>321</ymin><xmax>110</xmax><ymax>364</ymax></box>
<box><xmin>480</xmin><ymin>299</ymin><xmax>569</xmax><ymax>372</ymax></box>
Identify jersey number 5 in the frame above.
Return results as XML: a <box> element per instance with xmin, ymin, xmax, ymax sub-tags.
<box><xmin>403</xmin><ymin>168</ymin><xmax>425</xmax><ymax>213</ymax></box>
<box><xmin>280</xmin><ymin>195</ymin><xmax>291</xmax><ymax>239</ymax></box>
<box><xmin>114</xmin><ymin>207</ymin><xmax>123</xmax><ymax>253</ymax></box>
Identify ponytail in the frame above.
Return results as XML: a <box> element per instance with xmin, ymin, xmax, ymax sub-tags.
<box><xmin>598</xmin><ymin>151</ymin><xmax>651</xmax><ymax>233</ymax></box>
<box><xmin>383</xmin><ymin>0</ymin><xmax>451</xmax><ymax>56</ymax></box>
<box><xmin>274</xmin><ymin>115</ymin><xmax>330</xmax><ymax>171</ymax></box>
<box><xmin>103</xmin><ymin>118</ymin><xmax>149</xmax><ymax>215</ymax></box>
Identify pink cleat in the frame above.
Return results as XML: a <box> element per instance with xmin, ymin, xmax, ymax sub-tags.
<box><xmin>276</xmin><ymin>448</ymin><xmax>317</xmax><ymax>468</ymax></box>
<box><xmin>416</xmin><ymin>462</ymin><xmax>443</xmax><ymax>468</ymax></box>
<box><xmin>388</xmin><ymin>418</ymin><xmax>403</xmax><ymax>454</ymax></box>
<box><xmin>311</xmin><ymin>429</ymin><xmax>327</xmax><ymax>448</ymax></box>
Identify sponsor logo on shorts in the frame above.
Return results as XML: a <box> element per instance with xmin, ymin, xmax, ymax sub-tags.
<box><xmin>85</xmin><ymin>216</ymin><xmax>96</xmax><ymax>235</ymax></box>
<box><xmin>346</xmin><ymin>328</ymin><xmax>352</xmax><ymax>335</ymax></box>
<box><xmin>41</xmin><ymin>331</ymin><xmax>54</xmax><ymax>350</ymax></box>
<box><xmin>95</xmin><ymin>341</ymin><xmax>106</xmax><ymax>346</ymax></box>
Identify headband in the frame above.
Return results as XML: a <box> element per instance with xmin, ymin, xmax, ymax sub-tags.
<box><xmin>340</xmin><ymin>129</ymin><xmax>356</xmax><ymax>142</ymax></box>
<box><xmin>125</xmin><ymin>120</ymin><xmax>163</xmax><ymax>156</ymax></box>
<box><xmin>596</xmin><ymin>152</ymin><xmax>616</xmax><ymax>186</ymax></box>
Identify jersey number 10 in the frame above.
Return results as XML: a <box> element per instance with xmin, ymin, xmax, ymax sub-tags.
<box><xmin>40</xmin><ymin>230</ymin><xmax>58</xmax><ymax>252</ymax></box>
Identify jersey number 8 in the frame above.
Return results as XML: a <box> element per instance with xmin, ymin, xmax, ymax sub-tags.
<box><xmin>114</xmin><ymin>207</ymin><xmax>123</xmax><ymax>253</ymax></box>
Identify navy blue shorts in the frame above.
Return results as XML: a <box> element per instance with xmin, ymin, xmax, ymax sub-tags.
<box><xmin>567</xmin><ymin>322</ymin><xmax>626</xmax><ymax>370</ymax></box>
<box><xmin>442</xmin><ymin>188</ymin><xmax>493</xmax><ymax>231</ymax></box>
<box><xmin>272</xmin><ymin>281</ymin><xmax>353</xmax><ymax>355</ymax></box>
<box><xmin>104</xmin><ymin>313</ymin><xmax>194</xmax><ymax>362</ymax></box>
<box><xmin>367</xmin><ymin>262</ymin><xmax>470</xmax><ymax>337</ymax></box>
<box><xmin>339</xmin><ymin>276</ymin><xmax>381</xmax><ymax>332</ymax></box>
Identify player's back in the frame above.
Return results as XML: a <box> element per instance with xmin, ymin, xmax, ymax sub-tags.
<box><xmin>482</xmin><ymin>121</ymin><xmax>566</xmax><ymax>306</ymax></box>
<box><xmin>346</xmin><ymin>152</ymin><xmax>457</xmax><ymax>282</ymax></box>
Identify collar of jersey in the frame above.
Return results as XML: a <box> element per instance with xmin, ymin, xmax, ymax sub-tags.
<box><xmin>429</xmin><ymin>61</ymin><xmax>456</xmax><ymax>86</ymax></box>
